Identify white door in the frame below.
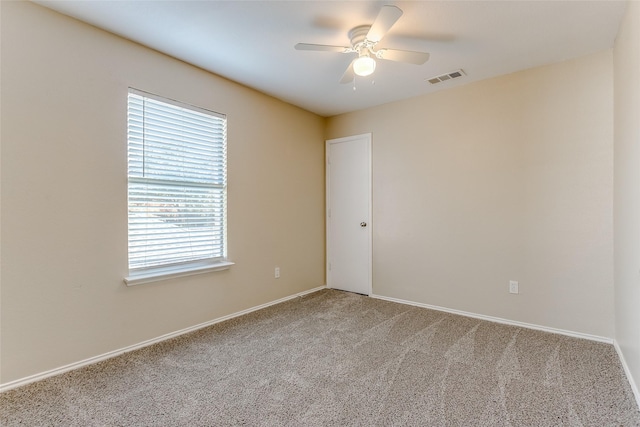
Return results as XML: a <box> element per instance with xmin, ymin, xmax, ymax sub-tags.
<box><xmin>326</xmin><ymin>133</ymin><xmax>372</xmax><ymax>295</ymax></box>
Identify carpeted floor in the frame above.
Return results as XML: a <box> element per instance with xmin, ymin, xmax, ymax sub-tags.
<box><xmin>1</xmin><ymin>289</ymin><xmax>639</xmax><ymax>426</ymax></box>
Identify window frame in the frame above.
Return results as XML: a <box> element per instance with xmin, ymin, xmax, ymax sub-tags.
<box><xmin>124</xmin><ymin>88</ymin><xmax>233</xmax><ymax>286</ymax></box>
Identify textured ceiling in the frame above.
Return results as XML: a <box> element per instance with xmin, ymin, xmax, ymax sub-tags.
<box><xmin>34</xmin><ymin>1</ymin><xmax>628</xmax><ymax>117</ymax></box>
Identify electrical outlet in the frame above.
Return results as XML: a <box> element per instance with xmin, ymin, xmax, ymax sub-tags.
<box><xmin>275</xmin><ymin>267</ymin><xmax>280</xmax><ymax>279</ymax></box>
<box><xmin>509</xmin><ymin>280</ymin><xmax>519</xmax><ymax>294</ymax></box>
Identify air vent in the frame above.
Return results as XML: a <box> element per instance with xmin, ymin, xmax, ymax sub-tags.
<box><xmin>426</xmin><ymin>69</ymin><xmax>466</xmax><ymax>85</ymax></box>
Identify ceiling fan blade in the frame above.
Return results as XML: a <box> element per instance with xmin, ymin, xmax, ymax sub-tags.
<box><xmin>340</xmin><ymin>59</ymin><xmax>356</xmax><ymax>84</ymax></box>
<box><xmin>295</xmin><ymin>43</ymin><xmax>351</xmax><ymax>53</ymax></box>
<box><xmin>366</xmin><ymin>5</ymin><xmax>403</xmax><ymax>43</ymax></box>
<box><xmin>377</xmin><ymin>49</ymin><xmax>430</xmax><ymax>65</ymax></box>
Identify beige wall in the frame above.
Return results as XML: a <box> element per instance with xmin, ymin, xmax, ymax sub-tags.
<box><xmin>0</xmin><ymin>1</ymin><xmax>325</xmax><ymax>384</ymax></box>
<box><xmin>614</xmin><ymin>0</ymin><xmax>640</xmax><ymax>398</ymax></box>
<box><xmin>327</xmin><ymin>51</ymin><xmax>614</xmax><ymax>338</ymax></box>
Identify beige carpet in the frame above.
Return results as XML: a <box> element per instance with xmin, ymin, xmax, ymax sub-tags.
<box><xmin>1</xmin><ymin>289</ymin><xmax>639</xmax><ymax>426</ymax></box>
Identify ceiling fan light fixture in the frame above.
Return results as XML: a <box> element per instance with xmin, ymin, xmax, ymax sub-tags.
<box><xmin>295</xmin><ymin>5</ymin><xmax>429</xmax><ymax>84</ymax></box>
<box><xmin>353</xmin><ymin>55</ymin><xmax>376</xmax><ymax>77</ymax></box>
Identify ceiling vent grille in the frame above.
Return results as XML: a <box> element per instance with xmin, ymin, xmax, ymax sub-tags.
<box><xmin>426</xmin><ymin>69</ymin><xmax>466</xmax><ymax>85</ymax></box>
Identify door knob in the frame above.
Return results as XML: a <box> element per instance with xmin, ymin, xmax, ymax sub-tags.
<box><xmin>360</xmin><ymin>222</ymin><xmax>367</xmax><ymax>227</ymax></box>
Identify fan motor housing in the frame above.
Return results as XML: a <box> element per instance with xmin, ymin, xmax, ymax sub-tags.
<box><xmin>349</xmin><ymin>25</ymin><xmax>371</xmax><ymax>46</ymax></box>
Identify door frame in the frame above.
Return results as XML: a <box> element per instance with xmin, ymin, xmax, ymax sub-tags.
<box><xmin>326</xmin><ymin>133</ymin><xmax>373</xmax><ymax>296</ymax></box>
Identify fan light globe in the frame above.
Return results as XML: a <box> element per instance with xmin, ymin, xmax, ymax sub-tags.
<box><xmin>353</xmin><ymin>55</ymin><xmax>376</xmax><ymax>77</ymax></box>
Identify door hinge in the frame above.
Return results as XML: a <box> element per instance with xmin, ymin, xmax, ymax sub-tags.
<box><xmin>328</xmin><ymin>208</ymin><xmax>331</xmax><ymax>218</ymax></box>
<box><xmin>328</xmin><ymin>262</ymin><xmax>331</xmax><ymax>271</ymax></box>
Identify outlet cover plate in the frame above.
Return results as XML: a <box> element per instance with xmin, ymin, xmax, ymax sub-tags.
<box><xmin>509</xmin><ymin>280</ymin><xmax>519</xmax><ymax>294</ymax></box>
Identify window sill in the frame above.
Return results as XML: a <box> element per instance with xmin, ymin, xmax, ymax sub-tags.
<box><xmin>124</xmin><ymin>260</ymin><xmax>234</xmax><ymax>287</ymax></box>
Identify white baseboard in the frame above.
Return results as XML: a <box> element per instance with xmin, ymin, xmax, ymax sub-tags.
<box><xmin>370</xmin><ymin>294</ymin><xmax>613</xmax><ymax>344</ymax></box>
<box><xmin>0</xmin><ymin>285</ymin><xmax>326</xmax><ymax>393</ymax></box>
<box><xmin>614</xmin><ymin>340</ymin><xmax>640</xmax><ymax>409</ymax></box>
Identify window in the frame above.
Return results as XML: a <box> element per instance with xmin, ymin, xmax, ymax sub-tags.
<box><xmin>124</xmin><ymin>89</ymin><xmax>232</xmax><ymax>286</ymax></box>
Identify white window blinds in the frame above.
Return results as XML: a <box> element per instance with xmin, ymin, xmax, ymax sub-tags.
<box><xmin>127</xmin><ymin>89</ymin><xmax>227</xmax><ymax>271</ymax></box>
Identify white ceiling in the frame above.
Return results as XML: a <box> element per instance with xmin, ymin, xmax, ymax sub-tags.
<box><xmin>34</xmin><ymin>0</ymin><xmax>627</xmax><ymax>117</ymax></box>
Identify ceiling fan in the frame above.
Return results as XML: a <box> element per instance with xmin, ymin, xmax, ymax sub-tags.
<box><xmin>295</xmin><ymin>5</ymin><xmax>430</xmax><ymax>84</ymax></box>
